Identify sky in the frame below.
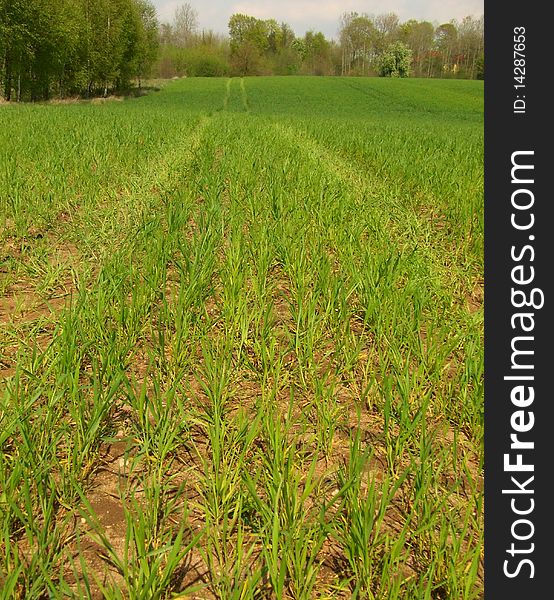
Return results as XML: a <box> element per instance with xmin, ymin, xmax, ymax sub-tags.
<box><xmin>150</xmin><ymin>0</ymin><xmax>484</xmax><ymax>40</ymax></box>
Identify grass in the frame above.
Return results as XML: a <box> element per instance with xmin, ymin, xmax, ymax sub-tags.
<box><xmin>0</xmin><ymin>76</ymin><xmax>483</xmax><ymax>599</ymax></box>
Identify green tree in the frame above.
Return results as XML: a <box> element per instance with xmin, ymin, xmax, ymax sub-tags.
<box><xmin>228</xmin><ymin>14</ymin><xmax>268</xmax><ymax>54</ymax></box>
<box><xmin>399</xmin><ymin>19</ymin><xmax>434</xmax><ymax>77</ymax></box>
<box><xmin>131</xmin><ymin>0</ymin><xmax>159</xmax><ymax>86</ymax></box>
<box><xmin>302</xmin><ymin>31</ymin><xmax>332</xmax><ymax>75</ymax></box>
<box><xmin>0</xmin><ymin>0</ymin><xmax>159</xmax><ymax>100</ymax></box>
<box><xmin>0</xmin><ymin>0</ymin><xmax>34</xmax><ymax>100</ymax></box>
<box><xmin>228</xmin><ymin>14</ymin><xmax>270</xmax><ymax>75</ymax></box>
<box><xmin>339</xmin><ymin>12</ymin><xmax>377</xmax><ymax>75</ymax></box>
<box><xmin>49</xmin><ymin>0</ymin><xmax>85</xmax><ymax>97</ymax></box>
<box><xmin>378</xmin><ymin>41</ymin><xmax>412</xmax><ymax>77</ymax></box>
<box><xmin>270</xmin><ymin>22</ymin><xmax>300</xmax><ymax>74</ymax></box>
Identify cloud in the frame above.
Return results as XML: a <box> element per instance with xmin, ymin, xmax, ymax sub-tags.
<box><xmin>154</xmin><ymin>0</ymin><xmax>180</xmax><ymax>22</ymax></box>
<box><xmin>151</xmin><ymin>0</ymin><xmax>484</xmax><ymax>37</ymax></box>
<box><xmin>231</xmin><ymin>0</ymin><xmax>483</xmax><ymax>24</ymax></box>
<box><xmin>231</xmin><ymin>0</ymin><xmax>347</xmax><ymax>23</ymax></box>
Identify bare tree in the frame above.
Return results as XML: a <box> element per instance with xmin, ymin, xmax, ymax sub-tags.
<box><xmin>373</xmin><ymin>13</ymin><xmax>400</xmax><ymax>54</ymax></box>
<box><xmin>173</xmin><ymin>2</ymin><xmax>198</xmax><ymax>47</ymax></box>
<box><xmin>457</xmin><ymin>15</ymin><xmax>484</xmax><ymax>79</ymax></box>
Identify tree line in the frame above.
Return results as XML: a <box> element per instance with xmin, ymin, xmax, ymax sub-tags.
<box><xmin>156</xmin><ymin>6</ymin><xmax>483</xmax><ymax>81</ymax></box>
<box><xmin>0</xmin><ymin>2</ymin><xmax>484</xmax><ymax>101</ymax></box>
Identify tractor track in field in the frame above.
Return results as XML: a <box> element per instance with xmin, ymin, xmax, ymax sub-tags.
<box><xmin>223</xmin><ymin>78</ymin><xmax>231</xmax><ymax>110</ymax></box>
<box><xmin>222</xmin><ymin>78</ymin><xmax>250</xmax><ymax>113</ymax></box>
<box><xmin>267</xmin><ymin>121</ymin><xmax>476</xmax><ymax>308</ymax></box>
<box><xmin>239</xmin><ymin>78</ymin><xmax>250</xmax><ymax>112</ymax></box>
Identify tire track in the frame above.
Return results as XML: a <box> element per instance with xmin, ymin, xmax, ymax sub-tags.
<box><xmin>266</xmin><ymin>121</ymin><xmax>474</xmax><ymax>304</ymax></box>
<box><xmin>223</xmin><ymin>78</ymin><xmax>231</xmax><ymax>111</ymax></box>
<box><xmin>222</xmin><ymin>78</ymin><xmax>250</xmax><ymax>113</ymax></box>
<box><xmin>240</xmin><ymin>78</ymin><xmax>250</xmax><ymax>112</ymax></box>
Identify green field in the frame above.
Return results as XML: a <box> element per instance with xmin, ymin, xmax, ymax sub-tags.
<box><xmin>0</xmin><ymin>76</ymin><xmax>483</xmax><ymax>599</ymax></box>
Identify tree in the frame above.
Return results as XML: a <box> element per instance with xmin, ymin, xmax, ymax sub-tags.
<box><xmin>228</xmin><ymin>14</ymin><xmax>269</xmax><ymax>54</ymax></box>
<box><xmin>228</xmin><ymin>14</ymin><xmax>270</xmax><ymax>75</ymax></box>
<box><xmin>378</xmin><ymin>41</ymin><xmax>412</xmax><ymax>77</ymax></box>
<box><xmin>173</xmin><ymin>2</ymin><xmax>198</xmax><ymax>47</ymax></box>
<box><xmin>48</xmin><ymin>0</ymin><xmax>84</xmax><ymax>98</ymax></box>
<box><xmin>339</xmin><ymin>12</ymin><xmax>377</xmax><ymax>75</ymax></box>
<box><xmin>0</xmin><ymin>0</ymin><xmax>160</xmax><ymax>101</ymax></box>
<box><xmin>302</xmin><ymin>31</ymin><xmax>332</xmax><ymax>75</ymax></box>
<box><xmin>475</xmin><ymin>52</ymin><xmax>484</xmax><ymax>79</ymax></box>
<box><xmin>457</xmin><ymin>15</ymin><xmax>484</xmax><ymax>79</ymax></box>
<box><xmin>0</xmin><ymin>0</ymin><xmax>35</xmax><ymax>100</ymax></box>
<box><xmin>399</xmin><ymin>19</ymin><xmax>434</xmax><ymax>77</ymax></box>
<box><xmin>229</xmin><ymin>41</ymin><xmax>262</xmax><ymax>75</ymax></box>
<box><xmin>373</xmin><ymin>12</ymin><xmax>400</xmax><ymax>54</ymax></box>
<box><xmin>132</xmin><ymin>0</ymin><xmax>159</xmax><ymax>86</ymax></box>
<box><xmin>435</xmin><ymin>22</ymin><xmax>457</xmax><ymax>76</ymax></box>
<box><xmin>272</xmin><ymin>23</ymin><xmax>301</xmax><ymax>75</ymax></box>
